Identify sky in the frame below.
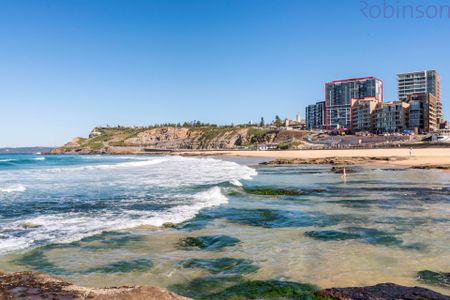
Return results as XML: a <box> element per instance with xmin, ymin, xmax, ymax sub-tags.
<box><xmin>1</xmin><ymin>0</ymin><xmax>450</xmax><ymax>147</ymax></box>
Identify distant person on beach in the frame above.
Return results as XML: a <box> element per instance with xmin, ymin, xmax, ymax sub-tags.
<box><xmin>409</xmin><ymin>147</ymin><xmax>413</xmax><ymax>157</ymax></box>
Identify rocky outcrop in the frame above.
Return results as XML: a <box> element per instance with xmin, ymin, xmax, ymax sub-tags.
<box><xmin>51</xmin><ymin>126</ymin><xmax>310</xmax><ymax>154</ymax></box>
<box><xmin>0</xmin><ymin>271</ymin><xmax>191</xmax><ymax>300</ymax></box>
<box><xmin>260</xmin><ymin>156</ymin><xmax>404</xmax><ymax>165</ymax></box>
<box><xmin>319</xmin><ymin>283</ymin><xmax>450</xmax><ymax>300</ymax></box>
<box><xmin>412</xmin><ymin>165</ymin><xmax>450</xmax><ymax>170</ymax></box>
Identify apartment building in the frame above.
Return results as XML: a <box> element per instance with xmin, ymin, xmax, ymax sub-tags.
<box><xmin>406</xmin><ymin>93</ymin><xmax>438</xmax><ymax>133</ymax></box>
<box><xmin>351</xmin><ymin>97</ymin><xmax>378</xmax><ymax>132</ymax></box>
<box><xmin>325</xmin><ymin>77</ymin><xmax>383</xmax><ymax>130</ymax></box>
<box><xmin>305</xmin><ymin>101</ymin><xmax>325</xmax><ymax>130</ymax></box>
<box><xmin>375</xmin><ymin>101</ymin><xmax>409</xmax><ymax>133</ymax></box>
<box><xmin>398</xmin><ymin>70</ymin><xmax>442</xmax><ymax>123</ymax></box>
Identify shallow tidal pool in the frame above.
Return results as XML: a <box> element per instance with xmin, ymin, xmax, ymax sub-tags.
<box><xmin>1</xmin><ymin>163</ymin><xmax>450</xmax><ymax>298</ymax></box>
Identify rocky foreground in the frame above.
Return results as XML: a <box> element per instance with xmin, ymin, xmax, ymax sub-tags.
<box><xmin>1</xmin><ymin>271</ymin><xmax>449</xmax><ymax>300</ymax></box>
<box><xmin>319</xmin><ymin>283</ymin><xmax>450</xmax><ymax>300</ymax></box>
<box><xmin>0</xmin><ymin>271</ymin><xmax>190</xmax><ymax>300</ymax></box>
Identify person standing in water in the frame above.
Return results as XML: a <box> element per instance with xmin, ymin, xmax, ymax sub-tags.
<box><xmin>341</xmin><ymin>167</ymin><xmax>347</xmax><ymax>182</ymax></box>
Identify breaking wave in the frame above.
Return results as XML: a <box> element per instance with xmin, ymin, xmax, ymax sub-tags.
<box><xmin>0</xmin><ymin>155</ymin><xmax>256</xmax><ymax>254</ymax></box>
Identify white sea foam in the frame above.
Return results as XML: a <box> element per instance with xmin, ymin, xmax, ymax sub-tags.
<box><xmin>0</xmin><ymin>155</ymin><xmax>257</xmax><ymax>254</ymax></box>
<box><xmin>0</xmin><ymin>159</ymin><xmax>15</xmax><ymax>162</ymax></box>
<box><xmin>0</xmin><ymin>184</ymin><xmax>26</xmax><ymax>193</ymax></box>
<box><xmin>230</xmin><ymin>179</ymin><xmax>243</xmax><ymax>186</ymax></box>
<box><xmin>33</xmin><ymin>157</ymin><xmax>46</xmax><ymax>161</ymax></box>
<box><xmin>0</xmin><ymin>186</ymin><xmax>228</xmax><ymax>254</ymax></box>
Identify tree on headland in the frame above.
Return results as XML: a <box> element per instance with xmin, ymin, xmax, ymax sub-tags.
<box><xmin>274</xmin><ymin>115</ymin><xmax>283</xmax><ymax>127</ymax></box>
<box><xmin>259</xmin><ymin>117</ymin><xmax>265</xmax><ymax>127</ymax></box>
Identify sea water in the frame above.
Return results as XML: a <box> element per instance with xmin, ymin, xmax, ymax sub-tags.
<box><xmin>0</xmin><ymin>154</ymin><xmax>449</xmax><ymax>297</ymax></box>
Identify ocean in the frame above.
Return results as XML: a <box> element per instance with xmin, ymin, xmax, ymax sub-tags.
<box><xmin>0</xmin><ymin>154</ymin><xmax>449</xmax><ymax>297</ymax></box>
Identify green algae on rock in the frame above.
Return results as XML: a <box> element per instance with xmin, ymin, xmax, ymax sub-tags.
<box><xmin>169</xmin><ymin>275</ymin><xmax>243</xmax><ymax>300</ymax></box>
<box><xmin>179</xmin><ymin>258</ymin><xmax>259</xmax><ymax>275</ymax></box>
<box><xmin>176</xmin><ymin>235</ymin><xmax>240</xmax><ymax>251</ymax></box>
<box><xmin>209</xmin><ymin>280</ymin><xmax>328</xmax><ymax>300</ymax></box>
<box><xmin>417</xmin><ymin>270</ymin><xmax>450</xmax><ymax>288</ymax></box>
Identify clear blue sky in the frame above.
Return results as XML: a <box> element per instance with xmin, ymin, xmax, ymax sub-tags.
<box><xmin>1</xmin><ymin>0</ymin><xmax>449</xmax><ymax>147</ymax></box>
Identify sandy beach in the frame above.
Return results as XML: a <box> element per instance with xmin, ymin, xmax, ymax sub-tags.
<box><xmin>176</xmin><ymin>147</ymin><xmax>450</xmax><ymax>167</ymax></box>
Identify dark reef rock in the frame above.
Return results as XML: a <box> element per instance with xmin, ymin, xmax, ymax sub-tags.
<box><xmin>176</xmin><ymin>235</ymin><xmax>240</xmax><ymax>251</ymax></box>
<box><xmin>260</xmin><ymin>156</ymin><xmax>403</xmax><ymax>166</ymax></box>
<box><xmin>331</xmin><ymin>166</ymin><xmax>363</xmax><ymax>174</ymax></box>
<box><xmin>178</xmin><ymin>258</ymin><xmax>259</xmax><ymax>275</ymax></box>
<box><xmin>319</xmin><ymin>282</ymin><xmax>450</xmax><ymax>300</ymax></box>
<box><xmin>244</xmin><ymin>187</ymin><xmax>304</xmax><ymax>196</ymax></box>
<box><xmin>418</xmin><ymin>270</ymin><xmax>450</xmax><ymax>288</ymax></box>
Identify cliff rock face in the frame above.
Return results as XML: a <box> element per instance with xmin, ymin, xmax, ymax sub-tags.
<box><xmin>51</xmin><ymin>126</ymin><xmax>309</xmax><ymax>154</ymax></box>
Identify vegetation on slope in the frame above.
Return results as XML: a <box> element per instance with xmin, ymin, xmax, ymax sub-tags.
<box><xmin>54</xmin><ymin>124</ymin><xmax>310</xmax><ymax>153</ymax></box>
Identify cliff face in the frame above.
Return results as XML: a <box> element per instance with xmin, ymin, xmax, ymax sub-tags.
<box><xmin>51</xmin><ymin>126</ymin><xmax>309</xmax><ymax>154</ymax></box>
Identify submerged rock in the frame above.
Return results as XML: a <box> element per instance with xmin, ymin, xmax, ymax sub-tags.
<box><xmin>13</xmin><ymin>249</ymin><xmax>70</xmax><ymax>276</ymax></box>
<box><xmin>79</xmin><ymin>231</ymin><xmax>146</xmax><ymax>250</ymax></box>
<box><xmin>170</xmin><ymin>277</ymin><xmax>324</xmax><ymax>300</ymax></box>
<box><xmin>304</xmin><ymin>227</ymin><xmax>426</xmax><ymax>250</ymax></box>
<box><xmin>176</xmin><ymin>235</ymin><xmax>240</xmax><ymax>251</ymax></box>
<box><xmin>417</xmin><ymin>270</ymin><xmax>450</xmax><ymax>288</ymax></box>
<box><xmin>305</xmin><ymin>230</ymin><xmax>360</xmax><ymax>241</ymax></box>
<box><xmin>83</xmin><ymin>258</ymin><xmax>153</xmax><ymax>274</ymax></box>
<box><xmin>178</xmin><ymin>207</ymin><xmax>359</xmax><ymax>230</ymax></box>
<box><xmin>318</xmin><ymin>282</ymin><xmax>450</xmax><ymax>300</ymax></box>
<box><xmin>344</xmin><ymin>227</ymin><xmax>403</xmax><ymax>247</ymax></box>
<box><xmin>331</xmin><ymin>166</ymin><xmax>362</xmax><ymax>174</ymax></box>
<box><xmin>221</xmin><ymin>208</ymin><xmax>337</xmax><ymax>228</ymax></box>
<box><xmin>169</xmin><ymin>275</ymin><xmax>243</xmax><ymax>299</ymax></box>
<box><xmin>0</xmin><ymin>271</ymin><xmax>191</xmax><ymax>299</ymax></box>
<box><xmin>179</xmin><ymin>258</ymin><xmax>259</xmax><ymax>275</ymax></box>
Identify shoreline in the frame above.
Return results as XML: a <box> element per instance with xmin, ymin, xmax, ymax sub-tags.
<box><xmin>172</xmin><ymin>148</ymin><xmax>450</xmax><ymax>169</ymax></box>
